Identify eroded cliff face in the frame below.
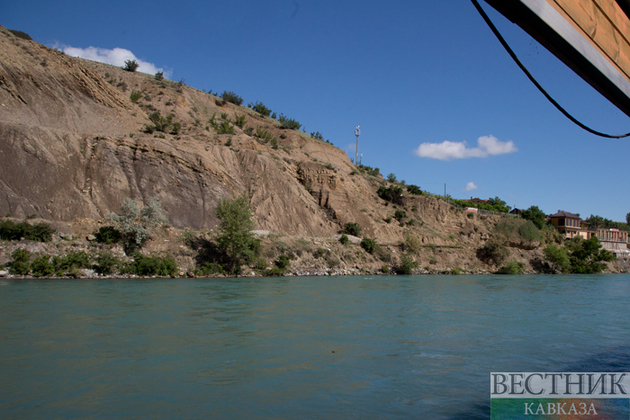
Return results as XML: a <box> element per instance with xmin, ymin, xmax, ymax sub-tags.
<box><xmin>0</xmin><ymin>25</ymin><xmax>496</xmax><ymax>246</ymax></box>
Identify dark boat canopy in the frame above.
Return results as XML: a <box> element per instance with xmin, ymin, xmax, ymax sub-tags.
<box><xmin>484</xmin><ymin>0</ymin><xmax>630</xmax><ymax>118</ymax></box>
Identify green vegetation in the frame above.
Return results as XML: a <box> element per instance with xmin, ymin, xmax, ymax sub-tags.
<box><xmin>339</xmin><ymin>234</ymin><xmax>349</xmax><ymax>245</ymax></box>
<box><xmin>543</xmin><ymin>237</ymin><xmax>613</xmax><ymax>274</ymax></box>
<box><xmin>386</xmin><ymin>173</ymin><xmax>397</xmax><ymax>183</ymax></box>
<box><xmin>396</xmin><ymin>252</ymin><xmax>418</xmax><ymax>274</ymax></box>
<box><xmin>9</xmin><ymin>29</ymin><xmax>32</xmax><ymax>40</ymax></box>
<box><xmin>216</xmin><ymin>120</ymin><xmax>235</xmax><ymax>135</ymax></box>
<box><xmin>394</xmin><ymin>210</ymin><xmax>407</xmax><ymax>222</ymax></box>
<box><xmin>521</xmin><ymin>205</ymin><xmax>547</xmax><ymax>229</ymax></box>
<box><xmin>249</xmin><ymin>101</ymin><xmax>272</xmax><ymax>117</ymax></box>
<box><xmin>543</xmin><ymin>243</ymin><xmax>570</xmax><ymax>273</ymax></box>
<box><xmin>123</xmin><ymin>59</ymin><xmax>139</xmax><ymax>72</ymax></box>
<box><xmin>0</xmin><ymin>219</ymin><xmax>55</xmax><ymax>242</ymax></box>
<box><xmin>377</xmin><ymin>185</ymin><xmax>404</xmax><ymax>205</ymax></box>
<box><xmin>477</xmin><ymin>240</ymin><xmax>509</xmax><ymax>266</ymax></box>
<box><xmin>342</xmin><ymin>222</ymin><xmax>362</xmax><ymax>237</ymax></box>
<box><xmin>94</xmin><ymin>251</ymin><xmax>120</xmax><ymax>275</ymax></box>
<box><xmin>255</xmin><ymin>127</ymin><xmax>276</xmax><ymax>144</ymax></box>
<box><xmin>450</xmin><ymin>196</ymin><xmax>511</xmax><ymax>213</ymax></box>
<box><xmin>278</xmin><ymin>114</ymin><xmax>301</xmax><ymax>130</ymax></box>
<box><xmin>123</xmin><ymin>254</ymin><xmax>177</xmax><ymax>277</ymax></box>
<box><xmin>130</xmin><ymin>90</ymin><xmax>142</xmax><ymax>103</ymax></box>
<box><xmin>221</xmin><ymin>91</ymin><xmax>243</xmax><ymax>106</ymax></box>
<box><xmin>497</xmin><ymin>260</ymin><xmax>525</xmax><ymax>275</ymax></box>
<box><xmin>154</xmin><ymin>71</ymin><xmax>164</xmax><ymax>81</ymax></box>
<box><xmin>233</xmin><ymin>114</ymin><xmax>246</xmax><ymax>129</ymax></box>
<box><xmin>144</xmin><ymin>111</ymin><xmax>179</xmax><ymax>134</ymax></box>
<box><xmin>356</xmin><ymin>164</ymin><xmax>380</xmax><ymax>177</ymax></box>
<box><xmin>406</xmin><ymin>184</ymin><xmax>422</xmax><ymax>195</ymax></box>
<box><xmin>264</xmin><ymin>254</ymin><xmax>292</xmax><ymax>277</ymax></box>
<box><xmin>106</xmin><ymin>197</ymin><xmax>167</xmax><ymax>254</ymax></box>
<box><xmin>360</xmin><ymin>238</ymin><xmax>378</xmax><ymax>254</ymax></box>
<box><xmin>215</xmin><ymin>194</ymin><xmax>260</xmax><ymax>274</ymax></box>
<box><xmin>517</xmin><ymin>220</ymin><xmax>541</xmax><ymax>243</ymax></box>
<box><xmin>9</xmin><ymin>249</ymin><xmax>31</xmax><ymax>275</ymax></box>
<box><xmin>584</xmin><ymin>214</ymin><xmax>630</xmax><ymax>232</ymax></box>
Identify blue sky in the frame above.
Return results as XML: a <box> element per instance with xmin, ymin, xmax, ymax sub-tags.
<box><xmin>4</xmin><ymin>0</ymin><xmax>630</xmax><ymax>221</ymax></box>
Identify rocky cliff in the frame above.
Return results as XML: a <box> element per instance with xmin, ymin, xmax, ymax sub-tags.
<box><xmin>3</xmin><ymin>26</ymin><xmax>551</xmax><ymax>274</ymax></box>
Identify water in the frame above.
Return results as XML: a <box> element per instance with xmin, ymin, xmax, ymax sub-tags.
<box><xmin>2</xmin><ymin>274</ymin><xmax>630</xmax><ymax>419</ymax></box>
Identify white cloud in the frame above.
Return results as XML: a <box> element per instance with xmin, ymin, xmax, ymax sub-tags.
<box><xmin>59</xmin><ymin>45</ymin><xmax>172</xmax><ymax>78</ymax></box>
<box><xmin>414</xmin><ymin>135</ymin><xmax>517</xmax><ymax>161</ymax></box>
<box><xmin>465</xmin><ymin>182</ymin><xmax>478</xmax><ymax>191</ymax></box>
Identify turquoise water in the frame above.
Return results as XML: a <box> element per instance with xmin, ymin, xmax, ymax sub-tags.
<box><xmin>1</xmin><ymin>274</ymin><xmax>630</xmax><ymax>419</ymax></box>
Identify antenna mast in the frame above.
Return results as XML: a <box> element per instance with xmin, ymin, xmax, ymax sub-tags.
<box><xmin>355</xmin><ymin>126</ymin><xmax>360</xmax><ymax>165</ymax></box>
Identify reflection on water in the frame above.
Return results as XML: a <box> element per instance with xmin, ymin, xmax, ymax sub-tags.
<box><xmin>1</xmin><ymin>274</ymin><xmax>629</xmax><ymax>419</ymax></box>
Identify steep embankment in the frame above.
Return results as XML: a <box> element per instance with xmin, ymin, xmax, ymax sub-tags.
<box><xmin>1</xmin><ymin>25</ymin><xmax>563</xmax><ymax>274</ymax></box>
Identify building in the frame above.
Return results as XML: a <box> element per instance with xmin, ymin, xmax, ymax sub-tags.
<box><xmin>549</xmin><ymin>210</ymin><xmax>629</xmax><ymax>257</ymax></box>
<box><xmin>549</xmin><ymin>211</ymin><xmax>582</xmax><ymax>239</ymax></box>
<box><xmin>588</xmin><ymin>228</ymin><xmax>629</xmax><ymax>256</ymax></box>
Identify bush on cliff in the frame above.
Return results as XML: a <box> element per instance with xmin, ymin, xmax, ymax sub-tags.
<box><xmin>106</xmin><ymin>197</ymin><xmax>168</xmax><ymax>255</ymax></box>
<box><xmin>215</xmin><ymin>194</ymin><xmax>260</xmax><ymax>274</ymax></box>
<box><xmin>9</xmin><ymin>248</ymin><xmax>31</xmax><ymax>275</ymax></box>
<box><xmin>0</xmin><ymin>219</ymin><xmax>55</xmax><ymax>242</ymax></box>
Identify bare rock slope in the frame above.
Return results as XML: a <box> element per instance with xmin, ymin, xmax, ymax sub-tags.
<box><xmin>0</xmin><ymin>26</ymin><xmax>513</xmax><ymax>273</ymax></box>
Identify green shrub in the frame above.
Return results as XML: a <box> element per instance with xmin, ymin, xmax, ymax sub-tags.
<box><xmin>154</xmin><ymin>71</ymin><xmax>164</xmax><ymax>81</ymax></box>
<box><xmin>94</xmin><ymin>251</ymin><xmax>120</xmax><ymax>275</ymax></box>
<box><xmin>406</xmin><ymin>184</ymin><xmax>422</xmax><ymax>195</ymax></box>
<box><xmin>215</xmin><ymin>194</ymin><xmax>260</xmax><ymax>274</ymax></box>
<box><xmin>9</xmin><ymin>248</ymin><xmax>31</xmax><ymax>275</ymax></box>
<box><xmin>356</xmin><ymin>164</ymin><xmax>380</xmax><ymax>177</ymax></box>
<box><xmin>377</xmin><ymin>186</ymin><xmax>404</xmax><ymax>205</ymax></box>
<box><xmin>145</xmin><ymin>111</ymin><xmax>175</xmax><ymax>133</ymax></box>
<box><xmin>275</xmin><ymin>254</ymin><xmax>292</xmax><ymax>270</ymax></box>
<box><xmin>255</xmin><ymin>127</ymin><xmax>275</xmax><ymax>143</ymax></box>
<box><xmin>477</xmin><ymin>239</ymin><xmax>509</xmax><ymax>266</ymax></box>
<box><xmin>493</xmin><ymin>219</ymin><xmax>521</xmax><ymax>243</ymax></box>
<box><xmin>270</xmin><ymin>138</ymin><xmax>279</xmax><ymax>149</ymax></box>
<box><xmin>130</xmin><ymin>91</ymin><xmax>142</xmax><ymax>103</ymax></box>
<box><xmin>94</xmin><ymin>226</ymin><xmax>121</xmax><ymax>244</ymax></box>
<box><xmin>339</xmin><ymin>234</ymin><xmax>349</xmax><ymax>245</ymax></box>
<box><xmin>497</xmin><ymin>260</ymin><xmax>525</xmax><ymax>275</ymax></box>
<box><xmin>234</xmin><ymin>114</ymin><xmax>246</xmax><ymax>129</ymax></box>
<box><xmin>326</xmin><ymin>256</ymin><xmax>340</xmax><ymax>267</ymax></box>
<box><xmin>221</xmin><ymin>91</ymin><xmax>243</xmax><ymax>105</ymax></box>
<box><xmin>106</xmin><ymin>197</ymin><xmax>167</xmax><ymax>255</ymax></box>
<box><xmin>518</xmin><ymin>220</ymin><xmax>540</xmax><ymax>243</ymax></box>
<box><xmin>31</xmin><ymin>255</ymin><xmax>54</xmax><ymax>277</ymax></box>
<box><xmin>0</xmin><ymin>220</ymin><xmax>55</xmax><ymax>242</ymax></box>
<box><xmin>342</xmin><ymin>222</ymin><xmax>362</xmax><ymax>237</ymax></box>
<box><xmin>29</xmin><ymin>223</ymin><xmax>55</xmax><ymax>242</ymax></box>
<box><xmin>394</xmin><ymin>210</ymin><xmax>407</xmax><ymax>221</ymax></box>
<box><xmin>403</xmin><ymin>233</ymin><xmax>422</xmax><ymax>254</ymax></box>
<box><xmin>387</xmin><ymin>173</ymin><xmax>397</xmax><ymax>183</ymax></box>
<box><xmin>278</xmin><ymin>114</ymin><xmax>301</xmax><ymax>130</ymax></box>
<box><xmin>195</xmin><ymin>262</ymin><xmax>226</xmax><ymax>277</ymax></box>
<box><xmin>249</xmin><ymin>101</ymin><xmax>272</xmax><ymax>117</ymax></box>
<box><xmin>123</xmin><ymin>59</ymin><xmax>139</xmax><ymax>72</ymax></box>
<box><xmin>170</xmin><ymin>122</ymin><xmax>181</xmax><ymax>134</ymax></box>
<box><xmin>126</xmin><ymin>254</ymin><xmax>177</xmax><ymax>276</ymax></box>
<box><xmin>360</xmin><ymin>238</ymin><xmax>378</xmax><ymax>254</ymax></box>
<box><xmin>217</xmin><ymin>120</ymin><xmax>235</xmax><ymax>135</ymax></box>
<box><xmin>9</xmin><ymin>29</ymin><xmax>32</xmax><ymax>40</ymax></box>
<box><xmin>396</xmin><ymin>252</ymin><xmax>418</xmax><ymax>274</ymax></box>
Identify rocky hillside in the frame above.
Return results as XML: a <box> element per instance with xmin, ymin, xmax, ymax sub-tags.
<box><xmin>4</xmin><ymin>25</ymin><xmax>594</xmax><ymax>275</ymax></box>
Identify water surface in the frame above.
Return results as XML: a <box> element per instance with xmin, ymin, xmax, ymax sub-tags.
<box><xmin>2</xmin><ymin>274</ymin><xmax>630</xmax><ymax>419</ymax></box>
